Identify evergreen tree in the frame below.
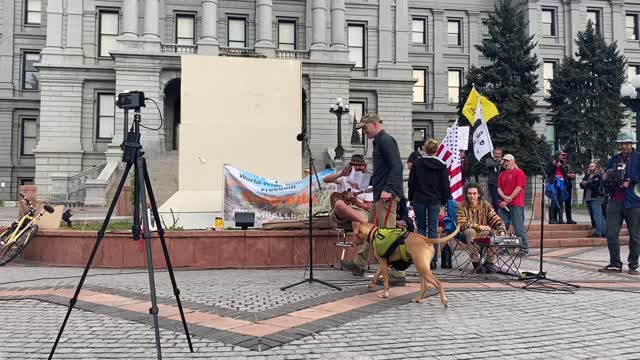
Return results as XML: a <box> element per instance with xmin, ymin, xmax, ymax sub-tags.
<box><xmin>458</xmin><ymin>0</ymin><xmax>549</xmax><ymax>176</ymax></box>
<box><xmin>546</xmin><ymin>21</ymin><xmax>626</xmax><ymax>172</ymax></box>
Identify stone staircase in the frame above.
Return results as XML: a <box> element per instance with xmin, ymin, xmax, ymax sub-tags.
<box><xmin>525</xmin><ymin>224</ymin><xmax>629</xmax><ymax>248</ymax></box>
<box><xmin>144</xmin><ymin>150</ymin><xmax>179</xmax><ymax>205</ymax></box>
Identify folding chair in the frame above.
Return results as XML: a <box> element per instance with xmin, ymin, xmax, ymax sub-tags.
<box><xmin>441</xmin><ymin>200</ymin><xmax>474</xmax><ymax>275</ymax></box>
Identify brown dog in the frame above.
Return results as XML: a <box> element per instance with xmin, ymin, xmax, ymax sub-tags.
<box><xmin>353</xmin><ymin>222</ymin><xmax>460</xmax><ymax>307</ymax></box>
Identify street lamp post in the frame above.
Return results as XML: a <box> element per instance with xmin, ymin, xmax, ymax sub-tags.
<box><xmin>619</xmin><ymin>75</ymin><xmax>640</xmax><ymax>150</ymax></box>
<box><xmin>329</xmin><ymin>97</ymin><xmax>349</xmax><ymax>161</ymax></box>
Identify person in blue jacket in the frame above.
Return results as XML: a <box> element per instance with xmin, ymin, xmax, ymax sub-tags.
<box><xmin>599</xmin><ymin>131</ymin><xmax>640</xmax><ymax>275</ymax></box>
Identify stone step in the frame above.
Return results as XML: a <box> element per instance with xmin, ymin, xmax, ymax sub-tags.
<box><xmin>145</xmin><ymin>150</ymin><xmax>179</xmax><ymax>205</ymax></box>
<box><xmin>527</xmin><ymin>236</ymin><xmax>629</xmax><ymax>248</ymax></box>
<box><xmin>525</xmin><ymin>224</ymin><xmax>627</xmax><ymax>231</ymax></box>
<box><xmin>527</xmin><ymin>229</ymin><xmax>628</xmax><ymax>239</ymax></box>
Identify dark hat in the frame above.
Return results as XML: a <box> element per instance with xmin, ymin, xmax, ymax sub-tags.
<box><xmin>554</xmin><ymin>150</ymin><xmax>567</xmax><ymax>156</ymax></box>
<box><xmin>355</xmin><ymin>113</ymin><xmax>382</xmax><ymax>129</ymax></box>
<box><xmin>349</xmin><ymin>154</ymin><xmax>367</xmax><ymax>165</ymax></box>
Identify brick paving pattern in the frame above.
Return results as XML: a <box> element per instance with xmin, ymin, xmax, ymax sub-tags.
<box><xmin>1</xmin><ymin>245</ymin><xmax>639</xmax><ymax>359</ymax></box>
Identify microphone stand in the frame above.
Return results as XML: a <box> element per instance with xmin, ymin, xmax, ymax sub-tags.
<box><xmin>281</xmin><ymin>132</ymin><xmax>341</xmax><ymax>291</ymax></box>
<box><xmin>522</xmin><ymin>144</ymin><xmax>579</xmax><ymax>290</ymax></box>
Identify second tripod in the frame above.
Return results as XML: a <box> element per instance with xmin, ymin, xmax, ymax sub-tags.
<box><xmin>49</xmin><ymin>100</ymin><xmax>194</xmax><ymax>359</ymax></box>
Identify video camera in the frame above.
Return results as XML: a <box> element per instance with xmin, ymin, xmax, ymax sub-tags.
<box><xmin>115</xmin><ymin>91</ymin><xmax>146</xmax><ymax>110</ymax></box>
<box><xmin>603</xmin><ymin>168</ymin><xmax>625</xmax><ymax>195</ymax></box>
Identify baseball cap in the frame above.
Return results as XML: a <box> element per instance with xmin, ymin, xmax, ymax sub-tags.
<box><xmin>502</xmin><ymin>154</ymin><xmax>515</xmax><ymax>161</ymax></box>
<box><xmin>355</xmin><ymin>113</ymin><xmax>382</xmax><ymax>129</ymax></box>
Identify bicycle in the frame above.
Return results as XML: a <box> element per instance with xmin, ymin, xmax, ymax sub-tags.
<box><xmin>0</xmin><ymin>193</ymin><xmax>54</xmax><ymax>266</ymax></box>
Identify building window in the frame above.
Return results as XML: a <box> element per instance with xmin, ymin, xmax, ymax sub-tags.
<box><xmin>413</xmin><ymin>69</ymin><xmax>426</xmax><ymax>103</ymax></box>
<box><xmin>97</xmin><ymin>93</ymin><xmax>115</xmax><ymax>139</ymax></box>
<box><xmin>448</xmin><ymin>69</ymin><xmax>462</xmax><ymax>104</ymax></box>
<box><xmin>21</xmin><ymin>118</ymin><xmax>37</xmax><ymax>156</ymax></box>
<box><xmin>628</xmin><ymin>64</ymin><xmax>640</xmax><ymax>80</ymax></box>
<box><xmin>541</xmin><ymin>8</ymin><xmax>556</xmax><ymax>36</ymax></box>
<box><xmin>22</xmin><ymin>52</ymin><xmax>40</xmax><ymax>91</ymax></box>
<box><xmin>348</xmin><ymin>24</ymin><xmax>365</xmax><ymax>68</ymax></box>
<box><xmin>349</xmin><ymin>101</ymin><xmax>366</xmax><ymax>145</ymax></box>
<box><xmin>278</xmin><ymin>20</ymin><xmax>296</xmax><ymax>50</ymax></box>
<box><xmin>19</xmin><ymin>178</ymin><xmax>34</xmax><ymax>186</ymax></box>
<box><xmin>228</xmin><ymin>17</ymin><xmax>246</xmax><ymax>48</ymax></box>
<box><xmin>176</xmin><ymin>14</ymin><xmax>195</xmax><ymax>45</ymax></box>
<box><xmin>587</xmin><ymin>9</ymin><xmax>601</xmax><ymax>33</ymax></box>
<box><xmin>412</xmin><ymin>18</ymin><xmax>426</xmax><ymax>44</ymax></box>
<box><xmin>627</xmin><ymin>14</ymin><xmax>639</xmax><ymax>40</ymax></box>
<box><xmin>543</xmin><ymin>61</ymin><xmax>556</xmax><ymax>97</ymax></box>
<box><xmin>25</xmin><ymin>0</ymin><xmax>42</xmax><ymax>25</ymax></box>
<box><xmin>447</xmin><ymin>19</ymin><xmax>461</xmax><ymax>46</ymax></box>
<box><xmin>99</xmin><ymin>11</ymin><xmax>119</xmax><ymax>57</ymax></box>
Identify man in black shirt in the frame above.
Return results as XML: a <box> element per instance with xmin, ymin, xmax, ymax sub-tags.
<box><xmin>340</xmin><ymin>113</ymin><xmax>405</xmax><ymax>285</ymax></box>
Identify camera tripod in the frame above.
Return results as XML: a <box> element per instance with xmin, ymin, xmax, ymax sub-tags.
<box><xmin>49</xmin><ymin>107</ymin><xmax>193</xmax><ymax>359</ymax></box>
<box><xmin>521</xmin><ymin>143</ymin><xmax>579</xmax><ymax>291</ymax></box>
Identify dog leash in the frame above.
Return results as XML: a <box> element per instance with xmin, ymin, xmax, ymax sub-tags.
<box><xmin>372</xmin><ymin>198</ymin><xmax>393</xmax><ymax>227</ymax></box>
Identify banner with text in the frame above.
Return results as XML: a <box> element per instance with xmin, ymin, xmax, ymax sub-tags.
<box><xmin>223</xmin><ymin>165</ymin><xmax>336</xmax><ymax>227</ymax></box>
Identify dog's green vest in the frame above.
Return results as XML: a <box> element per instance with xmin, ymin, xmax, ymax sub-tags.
<box><xmin>373</xmin><ymin>228</ymin><xmax>411</xmax><ymax>264</ymax></box>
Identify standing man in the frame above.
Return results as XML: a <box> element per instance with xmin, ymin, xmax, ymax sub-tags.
<box><xmin>485</xmin><ymin>148</ymin><xmax>503</xmax><ymax>211</ymax></box>
<box><xmin>599</xmin><ymin>131</ymin><xmax>640</xmax><ymax>274</ymax></box>
<box><xmin>558</xmin><ymin>151</ymin><xmax>577</xmax><ymax>224</ymax></box>
<box><xmin>497</xmin><ymin>154</ymin><xmax>529</xmax><ymax>255</ymax></box>
<box><xmin>341</xmin><ymin>113</ymin><xmax>405</xmax><ymax>285</ymax></box>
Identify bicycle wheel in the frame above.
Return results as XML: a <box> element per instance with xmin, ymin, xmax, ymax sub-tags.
<box><xmin>0</xmin><ymin>224</ymin><xmax>38</xmax><ymax>266</ymax></box>
<box><xmin>0</xmin><ymin>224</ymin><xmax>15</xmax><ymax>248</ymax></box>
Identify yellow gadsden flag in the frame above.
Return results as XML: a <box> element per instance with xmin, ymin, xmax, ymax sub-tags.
<box><xmin>462</xmin><ymin>87</ymin><xmax>499</xmax><ymax>126</ymax></box>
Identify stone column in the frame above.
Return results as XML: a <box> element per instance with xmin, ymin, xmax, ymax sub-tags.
<box><xmin>395</xmin><ymin>0</ymin><xmax>409</xmax><ymax>64</ymax></box>
<box><xmin>311</xmin><ymin>0</ymin><xmax>327</xmax><ymax>50</ymax></box>
<box><xmin>65</xmin><ymin>0</ymin><xmax>83</xmax><ymax>63</ymax></box>
<box><xmin>378</xmin><ymin>0</ymin><xmax>392</xmax><ymax>64</ymax></box>
<box><xmin>198</xmin><ymin>0</ymin><xmax>219</xmax><ymax>55</ymax></box>
<box><xmin>41</xmin><ymin>0</ymin><xmax>63</xmax><ymax>63</ymax></box>
<box><xmin>121</xmin><ymin>0</ymin><xmax>139</xmax><ymax>39</ymax></box>
<box><xmin>432</xmin><ymin>10</ymin><xmax>447</xmax><ymax>108</ymax></box>
<box><xmin>0</xmin><ymin>0</ymin><xmax>15</xmax><ymax>96</ymax></box>
<box><xmin>142</xmin><ymin>0</ymin><xmax>160</xmax><ymax>50</ymax></box>
<box><xmin>567</xmin><ymin>0</ymin><xmax>583</xmax><ymax>58</ymax></box>
<box><xmin>611</xmin><ymin>0</ymin><xmax>625</xmax><ymax>57</ymax></box>
<box><xmin>468</xmin><ymin>11</ymin><xmax>481</xmax><ymax>66</ymax></box>
<box><xmin>330</xmin><ymin>0</ymin><xmax>346</xmax><ymax>49</ymax></box>
<box><xmin>255</xmin><ymin>0</ymin><xmax>275</xmax><ymax>56</ymax></box>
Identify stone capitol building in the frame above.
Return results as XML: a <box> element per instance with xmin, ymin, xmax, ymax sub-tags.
<box><xmin>0</xmin><ymin>0</ymin><xmax>637</xmax><ymax>205</ymax></box>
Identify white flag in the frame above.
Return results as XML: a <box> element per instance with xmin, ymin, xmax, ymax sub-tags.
<box><xmin>472</xmin><ymin>98</ymin><xmax>494</xmax><ymax>160</ymax></box>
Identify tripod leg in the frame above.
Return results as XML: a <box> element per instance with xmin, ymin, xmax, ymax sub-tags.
<box><xmin>141</xmin><ymin>158</ymin><xmax>194</xmax><ymax>352</ymax></box>
<box><xmin>49</xmin><ymin>161</ymin><xmax>134</xmax><ymax>360</ymax></box>
<box><xmin>136</xmin><ymin>156</ymin><xmax>163</xmax><ymax>360</ymax></box>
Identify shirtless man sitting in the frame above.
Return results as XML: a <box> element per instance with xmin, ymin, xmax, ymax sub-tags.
<box><xmin>323</xmin><ymin>154</ymin><xmax>373</xmax><ymax>231</ymax></box>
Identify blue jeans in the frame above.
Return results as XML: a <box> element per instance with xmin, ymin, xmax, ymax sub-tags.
<box><xmin>587</xmin><ymin>198</ymin><xmax>605</xmax><ymax>237</ymax></box>
<box><xmin>500</xmin><ymin>206</ymin><xmax>529</xmax><ymax>253</ymax></box>
<box><xmin>413</xmin><ymin>202</ymin><xmax>441</xmax><ymax>262</ymax></box>
<box><xmin>488</xmin><ymin>183</ymin><xmax>500</xmax><ymax>211</ymax></box>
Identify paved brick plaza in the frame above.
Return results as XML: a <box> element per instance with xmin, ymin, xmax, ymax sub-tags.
<box><xmin>0</xmin><ymin>246</ymin><xmax>639</xmax><ymax>359</ymax></box>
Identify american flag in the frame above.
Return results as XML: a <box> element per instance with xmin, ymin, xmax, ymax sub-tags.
<box><xmin>436</xmin><ymin>120</ymin><xmax>463</xmax><ymax>202</ymax></box>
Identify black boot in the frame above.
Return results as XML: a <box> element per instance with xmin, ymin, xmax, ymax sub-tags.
<box><xmin>472</xmin><ymin>261</ymin><xmax>483</xmax><ymax>273</ymax></box>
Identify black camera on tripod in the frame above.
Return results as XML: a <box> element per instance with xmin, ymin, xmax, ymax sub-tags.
<box><xmin>115</xmin><ymin>91</ymin><xmax>146</xmax><ymax>110</ymax></box>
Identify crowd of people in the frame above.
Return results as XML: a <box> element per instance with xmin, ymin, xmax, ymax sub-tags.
<box><xmin>325</xmin><ymin>112</ymin><xmax>640</xmax><ymax>281</ymax></box>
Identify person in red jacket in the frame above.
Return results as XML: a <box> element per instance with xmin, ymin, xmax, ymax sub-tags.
<box><xmin>497</xmin><ymin>154</ymin><xmax>529</xmax><ymax>255</ymax></box>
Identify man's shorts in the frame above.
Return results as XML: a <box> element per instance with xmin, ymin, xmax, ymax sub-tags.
<box><xmin>329</xmin><ymin>207</ymin><xmax>369</xmax><ymax>230</ymax></box>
